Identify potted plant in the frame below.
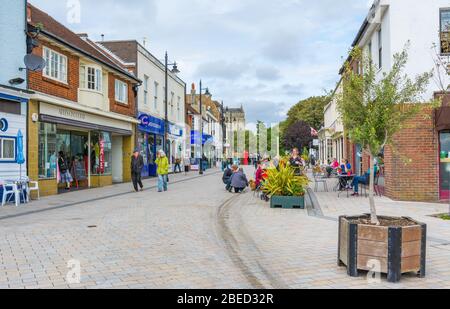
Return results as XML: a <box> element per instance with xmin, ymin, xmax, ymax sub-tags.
<box><xmin>336</xmin><ymin>45</ymin><xmax>435</xmax><ymax>282</ymax></box>
<box><xmin>262</xmin><ymin>161</ymin><xmax>309</xmax><ymax>209</ymax></box>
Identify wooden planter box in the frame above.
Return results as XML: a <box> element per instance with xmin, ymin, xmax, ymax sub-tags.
<box><xmin>338</xmin><ymin>215</ymin><xmax>427</xmax><ymax>283</ymax></box>
<box><xmin>270</xmin><ymin>195</ymin><xmax>305</xmax><ymax>209</ymax></box>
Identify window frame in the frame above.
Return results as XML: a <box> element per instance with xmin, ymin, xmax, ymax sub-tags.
<box><xmin>43</xmin><ymin>46</ymin><xmax>68</xmax><ymax>84</ymax></box>
<box><xmin>79</xmin><ymin>65</ymin><xmax>103</xmax><ymax>93</ymax></box>
<box><xmin>154</xmin><ymin>81</ymin><xmax>159</xmax><ymax>110</ymax></box>
<box><xmin>143</xmin><ymin>75</ymin><xmax>149</xmax><ymax>105</ymax></box>
<box><xmin>114</xmin><ymin>79</ymin><xmax>128</xmax><ymax>104</ymax></box>
<box><xmin>377</xmin><ymin>28</ymin><xmax>383</xmax><ymax>69</ymax></box>
<box><xmin>0</xmin><ymin>136</ymin><xmax>17</xmax><ymax>162</ymax></box>
<box><xmin>440</xmin><ymin>8</ymin><xmax>450</xmax><ymax>55</ymax></box>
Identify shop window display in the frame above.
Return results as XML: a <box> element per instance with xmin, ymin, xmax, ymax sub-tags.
<box><xmin>38</xmin><ymin>123</ymin><xmax>57</xmax><ymax>179</ymax></box>
<box><xmin>91</xmin><ymin>131</ymin><xmax>112</xmax><ymax>175</ymax></box>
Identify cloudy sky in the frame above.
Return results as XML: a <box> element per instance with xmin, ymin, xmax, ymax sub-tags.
<box><xmin>30</xmin><ymin>0</ymin><xmax>372</xmax><ymax>127</ymax></box>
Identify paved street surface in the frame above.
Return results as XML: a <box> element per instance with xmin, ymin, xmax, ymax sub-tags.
<box><xmin>0</xmin><ymin>167</ymin><xmax>449</xmax><ymax>289</ymax></box>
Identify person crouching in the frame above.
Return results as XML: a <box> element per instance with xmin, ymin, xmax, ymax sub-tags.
<box><xmin>229</xmin><ymin>165</ymin><xmax>249</xmax><ymax>193</ymax></box>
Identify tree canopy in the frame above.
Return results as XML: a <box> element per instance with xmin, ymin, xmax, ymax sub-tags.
<box><xmin>282</xmin><ymin>120</ymin><xmax>313</xmax><ymax>151</ymax></box>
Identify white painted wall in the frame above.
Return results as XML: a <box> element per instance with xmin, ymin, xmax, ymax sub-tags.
<box><xmin>136</xmin><ymin>46</ymin><xmax>186</xmax><ymax>127</ymax></box>
<box><xmin>78</xmin><ymin>60</ymin><xmax>110</xmax><ymax>112</ymax></box>
<box><xmin>360</xmin><ymin>0</ymin><xmax>450</xmax><ymax>100</ymax></box>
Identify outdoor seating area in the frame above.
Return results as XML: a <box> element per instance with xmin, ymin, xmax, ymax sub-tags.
<box><xmin>311</xmin><ymin>160</ymin><xmax>385</xmax><ymax>199</ymax></box>
<box><xmin>0</xmin><ymin>177</ymin><xmax>40</xmax><ymax>207</ymax></box>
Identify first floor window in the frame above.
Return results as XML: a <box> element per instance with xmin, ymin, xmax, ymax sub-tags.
<box><xmin>0</xmin><ymin>137</ymin><xmax>16</xmax><ymax>161</ymax></box>
<box><xmin>115</xmin><ymin>80</ymin><xmax>128</xmax><ymax>104</ymax></box>
<box><xmin>80</xmin><ymin>66</ymin><xmax>102</xmax><ymax>92</ymax></box>
<box><xmin>43</xmin><ymin>47</ymin><xmax>68</xmax><ymax>83</ymax></box>
<box><xmin>441</xmin><ymin>9</ymin><xmax>450</xmax><ymax>54</ymax></box>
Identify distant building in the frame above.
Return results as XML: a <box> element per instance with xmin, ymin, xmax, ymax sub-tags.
<box><xmin>224</xmin><ymin>106</ymin><xmax>246</xmax><ymax>159</ymax></box>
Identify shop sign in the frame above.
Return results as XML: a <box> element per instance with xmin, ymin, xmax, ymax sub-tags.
<box><xmin>168</xmin><ymin>123</ymin><xmax>183</xmax><ymax>137</ymax></box>
<box><xmin>138</xmin><ymin>113</ymin><xmax>165</xmax><ymax>135</ymax></box>
<box><xmin>0</xmin><ymin>118</ymin><xmax>8</xmax><ymax>132</ymax></box>
<box><xmin>99</xmin><ymin>138</ymin><xmax>105</xmax><ymax>174</ymax></box>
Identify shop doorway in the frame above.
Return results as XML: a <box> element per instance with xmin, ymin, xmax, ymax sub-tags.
<box><xmin>56</xmin><ymin>128</ymin><xmax>89</xmax><ymax>193</ymax></box>
<box><xmin>440</xmin><ymin>131</ymin><xmax>450</xmax><ymax>200</ymax></box>
<box><xmin>112</xmin><ymin>135</ymin><xmax>123</xmax><ymax>183</ymax></box>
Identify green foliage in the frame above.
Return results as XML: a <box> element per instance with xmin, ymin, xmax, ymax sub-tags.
<box><xmin>284</xmin><ymin>95</ymin><xmax>332</xmax><ymax>131</ymax></box>
<box><xmin>440</xmin><ymin>214</ymin><xmax>450</xmax><ymax>221</ymax></box>
<box><xmin>262</xmin><ymin>162</ymin><xmax>309</xmax><ymax>197</ymax></box>
<box><xmin>337</xmin><ymin>44</ymin><xmax>434</xmax><ymax>157</ymax></box>
<box><xmin>301</xmin><ymin>147</ymin><xmax>309</xmax><ymax>161</ymax></box>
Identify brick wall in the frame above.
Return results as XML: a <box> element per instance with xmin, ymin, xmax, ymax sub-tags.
<box><xmin>28</xmin><ymin>43</ymin><xmax>79</xmax><ymax>102</ymax></box>
<box><xmin>108</xmin><ymin>73</ymin><xmax>136</xmax><ymax>117</ymax></box>
<box><xmin>384</xmin><ymin>106</ymin><xmax>439</xmax><ymax>202</ymax></box>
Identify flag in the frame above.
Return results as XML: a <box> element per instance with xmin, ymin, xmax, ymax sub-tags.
<box><xmin>311</xmin><ymin>127</ymin><xmax>318</xmax><ymax>137</ymax></box>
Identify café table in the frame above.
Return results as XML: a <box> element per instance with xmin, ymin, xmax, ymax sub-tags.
<box><xmin>0</xmin><ymin>177</ymin><xmax>29</xmax><ymax>206</ymax></box>
<box><xmin>337</xmin><ymin>174</ymin><xmax>356</xmax><ymax>198</ymax></box>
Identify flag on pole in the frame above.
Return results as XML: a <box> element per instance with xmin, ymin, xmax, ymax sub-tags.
<box><xmin>311</xmin><ymin>127</ymin><xmax>318</xmax><ymax>137</ymax></box>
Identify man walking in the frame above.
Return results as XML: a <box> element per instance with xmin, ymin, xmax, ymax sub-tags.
<box><xmin>131</xmin><ymin>148</ymin><xmax>144</xmax><ymax>192</ymax></box>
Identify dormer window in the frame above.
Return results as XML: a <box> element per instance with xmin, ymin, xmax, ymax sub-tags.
<box><xmin>80</xmin><ymin>65</ymin><xmax>102</xmax><ymax>92</ymax></box>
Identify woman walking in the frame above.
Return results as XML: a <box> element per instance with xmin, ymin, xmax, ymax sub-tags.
<box><xmin>155</xmin><ymin>150</ymin><xmax>169</xmax><ymax>192</ymax></box>
<box><xmin>58</xmin><ymin>151</ymin><xmax>73</xmax><ymax>191</ymax></box>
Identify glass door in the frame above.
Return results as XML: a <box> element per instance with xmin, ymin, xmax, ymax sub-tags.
<box><xmin>440</xmin><ymin>131</ymin><xmax>450</xmax><ymax>200</ymax></box>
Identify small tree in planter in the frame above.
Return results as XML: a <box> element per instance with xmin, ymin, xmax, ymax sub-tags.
<box><xmin>336</xmin><ymin>45</ymin><xmax>435</xmax><ymax>282</ymax></box>
<box><xmin>338</xmin><ymin>46</ymin><xmax>433</xmax><ymax>225</ymax></box>
<box><xmin>262</xmin><ymin>160</ymin><xmax>309</xmax><ymax>209</ymax></box>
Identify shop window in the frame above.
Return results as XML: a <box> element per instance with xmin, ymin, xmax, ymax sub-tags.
<box><xmin>0</xmin><ymin>100</ymin><xmax>21</xmax><ymax>114</ymax></box>
<box><xmin>38</xmin><ymin>123</ymin><xmax>57</xmax><ymax>179</ymax></box>
<box><xmin>91</xmin><ymin>131</ymin><xmax>112</xmax><ymax>175</ymax></box>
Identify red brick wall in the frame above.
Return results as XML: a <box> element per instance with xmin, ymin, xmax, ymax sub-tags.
<box><xmin>28</xmin><ymin>43</ymin><xmax>79</xmax><ymax>101</ymax></box>
<box><xmin>384</xmin><ymin>106</ymin><xmax>439</xmax><ymax>202</ymax></box>
<box><xmin>108</xmin><ymin>73</ymin><xmax>136</xmax><ymax>117</ymax></box>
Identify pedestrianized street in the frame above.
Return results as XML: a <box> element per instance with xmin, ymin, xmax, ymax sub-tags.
<box><xmin>1</xmin><ymin>167</ymin><xmax>449</xmax><ymax>289</ymax></box>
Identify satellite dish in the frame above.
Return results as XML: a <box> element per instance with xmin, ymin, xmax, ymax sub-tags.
<box><xmin>23</xmin><ymin>54</ymin><xmax>46</xmax><ymax>72</ymax></box>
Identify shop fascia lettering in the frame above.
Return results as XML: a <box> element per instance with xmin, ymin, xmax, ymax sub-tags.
<box><xmin>58</xmin><ymin>108</ymin><xmax>86</xmax><ymax>120</ymax></box>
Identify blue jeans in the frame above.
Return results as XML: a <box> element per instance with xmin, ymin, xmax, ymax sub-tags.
<box><xmin>352</xmin><ymin>175</ymin><xmax>368</xmax><ymax>193</ymax></box>
<box><xmin>158</xmin><ymin>175</ymin><xmax>168</xmax><ymax>192</ymax></box>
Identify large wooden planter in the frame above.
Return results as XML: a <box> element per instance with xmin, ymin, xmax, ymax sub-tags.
<box><xmin>338</xmin><ymin>215</ymin><xmax>427</xmax><ymax>283</ymax></box>
<box><xmin>270</xmin><ymin>195</ymin><xmax>305</xmax><ymax>209</ymax></box>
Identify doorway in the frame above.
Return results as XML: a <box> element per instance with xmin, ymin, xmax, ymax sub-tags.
<box><xmin>112</xmin><ymin>135</ymin><xmax>123</xmax><ymax>183</ymax></box>
<box><xmin>440</xmin><ymin>131</ymin><xmax>450</xmax><ymax>200</ymax></box>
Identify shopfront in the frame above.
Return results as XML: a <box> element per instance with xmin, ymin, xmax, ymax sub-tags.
<box><xmin>137</xmin><ymin>112</ymin><xmax>164</xmax><ymax>177</ymax></box>
<box><xmin>29</xmin><ymin>101</ymin><xmax>134</xmax><ymax>196</ymax></box>
<box><xmin>435</xmin><ymin>104</ymin><xmax>450</xmax><ymax>200</ymax></box>
<box><xmin>0</xmin><ymin>91</ymin><xmax>28</xmax><ymax>180</ymax></box>
<box><xmin>167</xmin><ymin>123</ymin><xmax>184</xmax><ymax>169</ymax></box>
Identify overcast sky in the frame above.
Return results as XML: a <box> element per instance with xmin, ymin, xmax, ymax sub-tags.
<box><xmin>30</xmin><ymin>0</ymin><xmax>372</xmax><ymax>128</ymax></box>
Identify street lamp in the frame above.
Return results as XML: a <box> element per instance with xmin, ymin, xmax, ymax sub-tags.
<box><xmin>198</xmin><ymin>79</ymin><xmax>211</xmax><ymax>175</ymax></box>
<box><xmin>164</xmin><ymin>51</ymin><xmax>180</xmax><ymax>157</ymax></box>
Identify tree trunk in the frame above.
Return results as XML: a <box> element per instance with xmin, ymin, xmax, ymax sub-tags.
<box><xmin>368</xmin><ymin>154</ymin><xmax>379</xmax><ymax>225</ymax></box>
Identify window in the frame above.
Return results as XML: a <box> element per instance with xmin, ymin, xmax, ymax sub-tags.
<box><xmin>0</xmin><ymin>100</ymin><xmax>21</xmax><ymax>115</ymax></box>
<box><xmin>377</xmin><ymin>29</ymin><xmax>382</xmax><ymax>69</ymax></box>
<box><xmin>43</xmin><ymin>47</ymin><xmax>67</xmax><ymax>83</ymax></box>
<box><xmin>441</xmin><ymin>9</ymin><xmax>450</xmax><ymax>54</ymax></box>
<box><xmin>170</xmin><ymin>92</ymin><xmax>175</xmax><ymax>116</ymax></box>
<box><xmin>38</xmin><ymin>123</ymin><xmax>57</xmax><ymax>179</ymax></box>
<box><xmin>0</xmin><ymin>137</ymin><xmax>16</xmax><ymax>161</ymax></box>
<box><xmin>80</xmin><ymin>66</ymin><xmax>102</xmax><ymax>92</ymax></box>
<box><xmin>154</xmin><ymin>82</ymin><xmax>159</xmax><ymax>110</ymax></box>
<box><xmin>91</xmin><ymin>131</ymin><xmax>112</xmax><ymax>175</ymax></box>
<box><xmin>115</xmin><ymin>80</ymin><xmax>128</xmax><ymax>104</ymax></box>
<box><xmin>177</xmin><ymin>96</ymin><xmax>181</xmax><ymax>120</ymax></box>
<box><xmin>144</xmin><ymin>75</ymin><xmax>149</xmax><ymax>105</ymax></box>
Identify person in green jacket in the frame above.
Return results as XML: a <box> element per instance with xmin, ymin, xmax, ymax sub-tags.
<box><xmin>155</xmin><ymin>150</ymin><xmax>169</xmax><ymax>192</ymax></box>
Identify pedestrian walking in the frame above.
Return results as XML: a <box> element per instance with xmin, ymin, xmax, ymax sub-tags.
<box><xmin>155</xmin><ymin>150</ymin><xmax>169</xmax><ymax>192</ymax></box>
<box><xmin>131</xmin><ymin>148</ymin><xmax>144</xmax><ymax>192</ymax></box>
<box><xmin>174</xmin><ymin>157</ymin><xmax>182</xmax><ymax>173</ymax></box>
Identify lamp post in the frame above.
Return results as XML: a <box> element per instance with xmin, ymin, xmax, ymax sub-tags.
<box><xmin>164</xmin><ymin>51</ymin><xmax>180</xmax><ymax>157</ymax></box>
<box><xmin>198</xmin><ymin>80</ymin><xmax>211</xmax><ymax>175</ymax></box>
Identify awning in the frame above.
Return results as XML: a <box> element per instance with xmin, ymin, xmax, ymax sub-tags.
<box><xmin>40</xmin><ymin>114</ymin><xmax>133</xmax><ymax>135</ymax></box>
<box><xmin>435</xmin><ymin>107</ymin><xmax>450</xmax><ymax>131</ymax></box>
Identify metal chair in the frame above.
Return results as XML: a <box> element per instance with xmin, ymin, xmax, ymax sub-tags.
<box><xmin>313</xmin><ymin>172</ymin><xmax>328</xmax><ymax>192</ymax></box>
